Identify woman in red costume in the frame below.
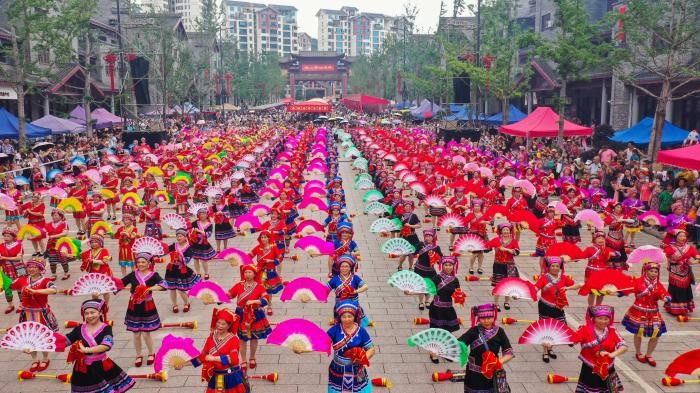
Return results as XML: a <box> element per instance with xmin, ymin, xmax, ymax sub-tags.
<box><xmin>487</xmin><ymin>222</ymin><xmax>520</xmax><ymax>311</ymax></box>
<box><xmin>663</xmin><ymin>229</ymin><xmax>698</xmax><ymax>316</ymax></box>
<box><xmin>3</xmin><ymin>179</ymin><xmax>23</xmax><ymax>230</ymax></box>
<box><xmin>463</xmin><ymin>199</ymin><xmax>489</xmax><ymax>274</ymax></box>
<box><xmin>580</xmin><ymin>231</ymin><xmax>620</xmax><ymax>306</ymax></box>
<box><xmin>533</xmin><ymin>206</ymin><xmax>562</xmax><ymax>273</ymax></box>
<box><xmin>621</xmin><ymin>261</ymin><xmax>670</xmax><ymax>367</ymax></box>
<box><xmin>571</xmin><ymin>305</ymin><xmax>628</xmax><ymax>393</ymax></box>
<box><xmin>68</xmin><ymin>177</ymin><xmax>88</xmax><ymax>236</ymax></box>
<box><xmin>0</xmin><ymin>226</ymin><xmax>24</xmax><ymax>313</ymax></box>
<box><xmin>102</xmin><ymin>170</ymin><xmax>119</xmax><ymax>220</ymax></box>
<box><xmin>85</xmin><ymin>193</ymin><xmax>106</xmax><ymax>237</ymax></box>
<box><xmin>175</xmin><ymin>308</ymin><xmax>247</xmax><ymax>392</ymax></box>
<box><xmin>24</xmin><ymin>193</ymin><xmax>47</xmax><ymax>256</ymax></box>
<box><xmin>603</xmin><ymin>203</ymin><xmax>634</xmax><ymax>270</ymax></box>
<box><xmin>248</xmin><ymin>230</ymin><xmax>283</xmax><ymax>316</ymax></box>
<box><xmin>45</xmin><ymin>209</ymin><xmax>70</xmax><ymax>280</ymax></box>
<box><xmin>505</xmin><ymin>187</ymin><xmax>529</xmax><ymax>242</ymax></box>
<box><xmin>560</xmin><ymin>186</ymin><xmax>582</xmax><ymax>243</ymax></box>
<box><xmin>225</xmin><ymin>265</ymin><xmax>272</xmax><ymax>373</ymax></box>
<box><xmin>114</xmin><ymin>213</ymin><xmax>138</xmax><ymax>276</ymax></box>
<box><xmin>80</xmin><ymin>234</ymin><xmax>114</xmax><ymax>305</ymax></box>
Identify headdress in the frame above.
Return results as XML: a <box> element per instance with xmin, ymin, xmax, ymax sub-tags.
<box><xmin>89</xmin><ymin>233</ymin><xmax>104</xmax><ymax>247</ymax></box>
<box><xmin>239</xmin><ymin>264</ymin><xmax>259</xmax><ymax>282</ymax></box>
<box><xmin>25</xmin><ymin>256</ymin><xmax>46</xmax><ymax>274</ymax></box>
<box><xmin>337</xmin><ymin>222</ymin><xmax>354</xmax><ymax>235</ymax></box>
<box><xmin>51</xmin><ymin>208</ymin><xmax>66</xmax><ymax>220</ymax></box>
<box><xmin>438</xmin><ymin>255</ymin><xmax>459</xmax><ymax>275</ymax></box>
<box><xmin>210</xmin><ymin>307</ymin><xmax>239</xmax><ymax>333</ymax></box>
<box><xmin>81</xmin><ymin>299</ymin><xmax>107</xmax><ymax>321</ymax></box>
<box><xmin>336</xmin><ymin>254</ymin><xmax>356</xmax><ymax>270</ymax></box>
<box><xmin>334</xmin><ymin>300</ymin><xmax>359</xmax><ymax>323</ymax></box>
<box><xmin>496</xmin><ymin>222</ymin><xmax>513</xmax><ymax>234</ymax></box>
<box><xmin>422</xmin><ymin>229</ymin><xmax>437</xmax><ymax>244</ymax></box>
<box><xmin>403</xmin><ymin>200</ymin><xmax>415</xmax><ymax>207</ymax></box>
<box><xmin>592</xmin><ymin>230</ymin><xmax>606</xmax><ymax>240</ymax></box>
<box><xmin>2</xmin><ymin>227</ymin><xmax>18</xmax><ymax>238</ymax></box>
<box><xmin>175</xmin><ymin>227</ymin><xmax>189</xmax><ymax>237</ymax></box>
<box><xmin>470</xmin><ymin>303</ymin><xmax>498</xmax><ymax>327</ymax></box>
<box><xmin>257</xmin><ymin>229</ymin><xmax>272</xmax><ymax>242</ymax></box>
<box><xmin>330</xmin><ymin>202</ymin><xmax>342</xmax><ymax>211</ymax></box>
<box><xmin>587</xmin><ymin>305</ymin><xmax>615</xmax><ymax>326</ymax></box>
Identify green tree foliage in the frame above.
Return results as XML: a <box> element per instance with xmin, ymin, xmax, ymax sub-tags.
<box><xmin>225</xmin><ymin>51</ymin><xmax>285</xmax><ymax>106</ymax></box>
<box><xmin>453</xmin><ymin>0</ymin><xmax>466</xmax><ymax>17</ymax></box>
<box><xmin>0</xmin><ymin>0</ymin><xmax>96</xmax><ymax>148</ymax></box>
<box><xmin>539</xmin><ymin>0</ymin><xmax>612</xmax><ymax>144</ymax></box>
<box><xmin>610</xmin><ymin>0</ymin><xmax>700</xmax><ymax>159</ymax></box>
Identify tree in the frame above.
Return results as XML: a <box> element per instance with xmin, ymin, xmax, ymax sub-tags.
<box><xmin>453</xmin><ymin>0</ymin><xmax>466</xmax><ymax>17</ymax></box>
<box><xmin>440</xmin><ymin>1</ymin><xmax>448</xmax><ymax>17</ymax></box>
<box><xmin>447</xmin><ymin>0</ymin><xmax>536</xmax><ymax>124</ymax></box>
<box><xmin>195</xmin><ymin>0</ymin><xmax>224</xmax><ymax>35</ymax></box>
<box><xmin>612</xmin><ymin>0</ymin><xmax>700</xmax><ymax>159</ymax></box>
<box><xmin>539</xmin><ymin>0</ymin><xmax>612</xmax><ymax>145</ymax></box>
<box><xmin>0</xmin><ymin>0</ymin><xmax>94</xmax><ymax>149</ymax></box>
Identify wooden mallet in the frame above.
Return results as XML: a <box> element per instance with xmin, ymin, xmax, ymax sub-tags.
<box><xmin>161</xmin><ymin>321</ymin><xmax>198</xmax><ymax>330</ymax></box>
<box><xmin>677</xmin><ymin>315</ymin><xmax>700</xmax><ymax>322</ymax></box>
<box><xmin>501</xmin><ymin>317</ymin><xmax>536</xmax><ymax>325</ymax></box>
<box><xmin>17</xmin><ymin>371</ymin><xmax>71</xmax><ymax>383</ymax></box>
<box><xmin>662</xmin><ymin>377</ymin><xmax>700</xmax><ymax>386</ymax></box>
<box><xmin>249</xmin><ymin>373</ymin><xmax>278</xmax><ymax>383</ymax></box>
<box><xmin>547</xmin><ymin>374</ymin><xmax>579</xmax><ymax>384</ymax></box>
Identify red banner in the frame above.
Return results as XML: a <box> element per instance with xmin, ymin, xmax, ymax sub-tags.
<box><xmin>301</xmin><ymin>63</ymin><xmax>336</xmax><ymax>73</ymax></box>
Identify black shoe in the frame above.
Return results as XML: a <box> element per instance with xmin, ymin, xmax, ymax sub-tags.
<box><xmin>419</xmin><ymin>303</ymin><xmax>425</xmax><ymax>311</ymax></box>
<box><xmin>548</xmin><ymin>350</ymin><xmax>557</xmax><ymax>360</ymax></box>
<box><xmin>504</xmin><ymin>302</ymin><xmax>511</xmax><ymax>310</ymax></box>
<box><xmin>469</xmin><ymin>269</ymin><xmax>474</xmax><ymax>275</ymax></box>
<box><xmin>477</xmin><ymin>269</ymin><xmax>484</xmax><ymax>275</ymax></box>
<box><xmin>430</xmin><ymin>356</ymin><xmax>439</xmax><ymax>364</ymax></box>
<box><xmin>542</xmin><ymin>353</ymin><xmax>550</xmax><ymax>363</ymax></box>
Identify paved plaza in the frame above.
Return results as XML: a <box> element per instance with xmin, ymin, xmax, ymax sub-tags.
<box><xmin>0</xmin><ymin>150</ymin><xmax>697</xmax><ymax>393</ymax></box>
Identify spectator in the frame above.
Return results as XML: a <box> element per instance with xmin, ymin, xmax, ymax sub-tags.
<box><xmin>659</xmin><ymin>183</ymin><xmax>674</xmax><ymax>215</ymax></box>
<box><xmin>599</xmin><ymin>144</ymin><xmax>618</xmax><ymax>164</ymax></box>
<box><xmin>672</xmin><ymin>178</ymin><xmax>689</xmax><ymax>202</ymax></box>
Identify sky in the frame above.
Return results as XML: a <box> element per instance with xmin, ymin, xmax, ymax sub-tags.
<box><xmin>261</xmin><ymin>0</ymin><xmax>465</xmax><ymax>37</ymax></box>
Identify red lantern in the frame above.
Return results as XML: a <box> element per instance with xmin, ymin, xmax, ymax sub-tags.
<box><xmin>483</xmin><ymin>55</ymin><xmax>494</xmax><ymax>70</ymax></box>
<box><xmin>214</xmin><ymin>73</ymin><xmax>221</xmax><ymax>95</ymax></box>
<box><xmin>103</xmin><ymin>52</ymin><xmax>118</xmax><ymax>91</ymax></box>
<box><xmin>616</xmin><ymin>5</ymin><xmax>627</xmax><ymax>42</ymax></box>
<box><xmin>224</xmin><ymin>72</ymin><xmax>233</xmax><ymax>96</ymax></box>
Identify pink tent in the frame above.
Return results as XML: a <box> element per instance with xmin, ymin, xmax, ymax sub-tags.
<box><xmin>91</xmin><ymin>108</ymin><xmax>123</xmax><ymax>126</ymax></box>
<box><xmin>657</xmin><ymin>144</ymin><xmax>700</xmax><ymax>170</ymax></box>
<box><xmin>499</xmin><ymin>106</ymin><xmax>592</xmax><ymax>137</ymax></box>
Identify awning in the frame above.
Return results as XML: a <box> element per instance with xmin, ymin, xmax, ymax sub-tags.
<box><xmin>287</xmin><ymin>98</ymin><xmax>332</xmax><ymax>113</ymax></box>
<box><xmin>499</xmin><ymin>106</ymin><xmax>592</xmax><ymax>137</ymax></box>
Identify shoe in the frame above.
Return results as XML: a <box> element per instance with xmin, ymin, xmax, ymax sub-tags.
<box><xmin>4</xmin><ymin>305</ymin><xmax>14</xmax><ymax>314</ymax></box>
<box><xmin>419</xmin><ymin>302</ymin><xmax>425</xmax><ymax>311</ymax></box>
<box><xmin>636</xmin><ymin>353</ymin><xmax>647</xmax><ymax>363</ymax></box>
<box><xmin>646</xmin><ymin>356</ymin><xmax>656</xmax><ymax>367</ymax></box>
<box><xmin>183</xmin><ymin>303</ymin><xmax>191</xmax><ymax>313</ymax></box>
<box><xmin>30</xmin><ymin>361</ymin><xmax>39</xmax><ymax>372</ymax></box>
<box><xmin>469</xmin><ymin>269</ymin><xmax>474</xmax><ymax>275</ymax></box>
<box><xmin>267</xmin><ymin>308</ymin><xmax>273</xmax><ymax>316</ymax></box>
<box><xmin>430</xmin><ymin>356</ymin><xmax>439</xmax><ymax>364</ymax></box>
<box><xmin>172</xmin><ymin>305</ymin><xmax>179</xmax><ymax>314</ymax></box>
<box><xmin>135</xmin><ymin>356</ymin><xmax>143</xmax><ymax>367</ymax></box>
<box><xmin>240</xmin><ymin>362</ymin><xmax>247</xmax><ymax>375</ymax></box>
<box><xmin>147</xmin><ymin>354</ymin><xmax>155</xmax><ymax>366</ymax></box>
<box><xmin>477</xmin><ymin>269</ymin><xmax>484</xmax><ymax>275</ymax></box>
<box><xmin>503</xmin><ymin>302</ymin><xmax>511</xmax><ymax>310</ymax></box>
<box><xmin>61</xmin><ymin>274</ymin><xmax>71</xmax><ymax>280</ymax></box>
<box><xmin>37</xmin><ymin>359</ymin><xmax>50</xmax><ymax>371</ymax></box>
<box><xmin>249</xmin><ymin>358</ymin><xmax>257</xmax><ymax>369</ymax></box>
<box><xmin>542</xmin><ymin>353</ymin><xmax>550</xmax><ymax>363</ymax></box>
<box><xmin>547</xmin><ymin>350</ymin><xmax>557</xmax><ymax>360</ymax></box>
<box><xmin>204</xmin><ymin>274</ymin><xmax>210</xmax><ymax>280</ymax></box>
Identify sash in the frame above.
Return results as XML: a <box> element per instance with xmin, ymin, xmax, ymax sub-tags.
<box><xmin>638</xmin><ymin>278</ymin><xmax>656</xmax><ymax>298</ymax></box>
<box><xmin>332</xmin><ymin>325</ymin><xmax>359</xmax><ymax>353</ymax></box>
<box><xmin>417</xmin><ymin>243</ymin><xmax>436</xmax><ymax>255</ymax></box>
<box><xmin>437</xmin><ymin>273</ymin><xmax>455</xmax><ymax>291</ymax></box>
<box><xmin>335</xmin><ymin>274</ymin><xmax>355</xmax><ymax>299</ymax></box>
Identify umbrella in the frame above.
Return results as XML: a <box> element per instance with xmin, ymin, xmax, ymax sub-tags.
<box><xmin>32</xmin><ymin>142</ymin><xmax>54</xmax><ymax>150</ymax></box>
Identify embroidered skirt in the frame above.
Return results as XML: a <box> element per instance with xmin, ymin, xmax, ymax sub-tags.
<box><xmin>621</xmin><ymin>305</ymin><xmax>666</xmax><ymax>337</ymax></box>
<box><xmin>575</xmin><ymin>363</ymin><xmax>623</xmax><ymax>393</ymax></box>
<box><xmin>328</xmin><ymin>356</ymin><xmax>371</xmax><ymax>393</ymax></box>
<box><xmin>429</xmin><ymin>298</ymin><xmax>460</xmax><ymax>332</ymax></box>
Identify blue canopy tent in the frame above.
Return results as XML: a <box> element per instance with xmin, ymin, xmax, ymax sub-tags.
<box><xmin>0</xmin><ymin>108</ymin><xmax>51</xmax><ymax>139</ymax></box>
<box><xmin>485</xmin><ymin>105</ymin><xmax>527</xmax><ymax>125</ymax></box>
<box><xmin>610</xmin><ymin>117</ymin><xmax>688</xmax><ymax>146</ymax></box>
<box><xmin>449</xmin><ymin>104</ymin><xmax>465</xmax><ymax>114</ymax></box>
<box><xmin>443</xmin><ymin>106</ymin><xmax>485</xmax><ymax>121</ymax></box>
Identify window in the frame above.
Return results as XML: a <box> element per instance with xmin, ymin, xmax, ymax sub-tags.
<box><xmin>541</xmin><ymin>13</ymin><xmax>552</xmax><ymax>31</ymax></box>
<box><xmin>37</xmin><ymin>49</ymin><xmax>50</xmax><ymax>64</ymax></box>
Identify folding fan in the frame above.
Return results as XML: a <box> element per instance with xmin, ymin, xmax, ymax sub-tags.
<box><xmin>438</xmin><ymin>214</ymin><xmax>467</xmax><ymax>229</ymax></box>
<box><xmin>424</xmin><ymin>195</ymin><xmax>447</xmax><ymax>208</ymax></box>
<box><xmin>154</xmin><ymin>190</ymin><xmax>171</xmax><ymax>203</ymax></box>
<box><xmin>344</xmin><ymin>347</ymin><xmax>370</xmax><ymax>367</ymax></box>
<box><xmin>401</xmin><ymin>172</ymin><xmax>417</xmax><ymax>184</ymax></box>
<box><xmin>234</xmin><ymin>214</ymin><xmax>262</xmax><ymax>231</ymax></box>
<box><xmin>548</xmin><ymin>201</ymin><xmax>570</xmax><ymax>215</ymax></box>
<box><xmin>574</xmin><ymin>209</ymin><xmax>604</xmax><ymax>230</ymax></box>
<box><xmin>499</xmin><ymin>176</ymin><xmax>517</xmax><ymax>188</ymax></box>
<box><xmin>55</xmin><ymin>237</ymin><xmax>81</xmax><ymax>257</ymax></box>
<box><xmin>409</xmin><ymin>181</ymin><xmax>428</xmax><ymax>195</ymax></box>
<box><xmin>452</xmin><ymin>155</ymin><xmax>467</xmax><ymax>165</ymax></box>
<box><xmin>17</xmin><ymin>224</ymin><xmax>44</xmax><ymax>240</ymax></box>
<box><xmin>492</xmin><ymin>277</ymin><xmax>538</xmax><ymax>301</ymax></box>
<box><xmin>639</xmin><ymin>211</ymin><xmax>667</xmax><ymax>227</ymax></box>
<box><xmin>369</xmin><ymin>218</ymin><xmax>402</xmax><ymax>234</ymax></box>
<box><xmin>482</xmin><ymin>205</ymin><xmax>509</xmax><ymax>221</ymax></box>
<box><xmin>83</xmin><ymin>169</ymin><xmax>102</xmax><ymax>184</ymax></box>
<box><xmin>518</xmin><ymin>318</ymin><xmax>575</xmax><ymax>346</ymax></box>
<box><xmin>364</xmin><ymin>202</ymin><xmax>392</xmax><ymax>216</ymax></box>
<box><xmin>387</xmin><ymin>270</ymin><xmax>436</xmax><ymax>295</ymax></box>
<box><xmin>187</xmin><ymin>203</ymin><xmax>209</xmax><ymax>216</ymax></box>
<box><xmin>544</xmin><ymin>242</ymin><xmax>585</xmax><ymax>260</ymax></box>
<box><xmin>478</xmin><ymin>167</ymin><xmax>494</xmax><ymax>178</ymax></box>
<box><xmin>508</xmin><ymin>210</ymin><xmax>541</xmax><ymax>234</ymax></box>
<box><xmin>407</xmin><ymin>328</ymin><xmax>469</xmax><ymax>366</ymax></box>
<box><xmin>665</xmin><ymin>348</ymin><xmax>700</xmax><ymax>377</ymax></box>
<box><xmin>293</xmin><ymin>220</ymin><xmax>323</xmax><ymax>236</ymax></box>
<box><xmin>465</xmin><ymin>184</ymin><xmax>487</xmax><ymax>197</ymax></box>
<box><xmin>453</xmin><ymin>234</ymin><xmax>487</xmax><ymax>252</ymax></box>
<box><xmin>298</xmin><ymin>196</ymin><xmax>328</xmax><ymax>212</ymax></box>
<box><xmin>71</xmin><ymin>273</ymin><xmax>124</xmax><ymax>295</ymax></box>
<box><xmin>294</xmin><ymin>235</ymin><xmax>335</xmax><ymax>256</ymax></box>
<box><xmin>154</xmin><ymin>334</ymin><xmax>200</xmax><ymax>373</ymax></box>
<box><xmin>90</xmin><ymin>221</ymin><xmax>113</xmax><ymax>236</ymax></box>
<box><xmin>204</xmin><ymin>186</ymin><xmax>223</xmax><ymax>199</ymax></box>
<box><xmin>627</xmin><ymin>245</ymin><xmax>667</xmax><ymax>265</ymax></box>
<box><xmin>363</xmin><ymin>192</ymin><xmax>385</xmax><ymax>205</ymax></box>
<box><xmin>57</xmin><ymin>197</ymin><xmax>83</xmax><ymax>212</ymax></box>
<box><xmin>145</xmin><ymin>167</ymin><xmax>164</xmax><ymax>177</ymax></box>
<box><xmin>45</xmin><ymin>187</ymin><xmax>67</xmax><ymax>200</ymax></box>
<box><xmin>303</xmin><ymin>187</ymin><xmax>326</xmax><ymax>198</ymax></box>
<box><xmin>248</xmin><ymin>204</ymin><xmax>271</xmax><ymax>217</ymax></box>
<box><xmin>267</xmin><ymin>318</ymin><xmax>331</xmax><ymax>354</ymax></box>
<box><xmin>0</xmin><ymin>321</ymin><xmax>67</xmax><ymax>352</ymax></box>
<box><xmin>280</xmin><ymin>277</ymin><xmax>330</xmax><ymax>303</ymax></box>
<box><xmin>355</xmin><ymin>179</ymin><xmax>375</xmax><ymax>190</ymax></box>
<box><xmin>131</xmin><ymin>238</ymin><xmax>164</xmax><ymax>259</ymax></box>
<box><xmin>162</xmin><ymin>213</ymin><xmax>188</xmax><ymax>230</ymax></box>
<box><xmin>584</xmin><ymin>269</ymin><xmax>634</xmax><ymax>296</ymax></box>
<box><xmin>513</xmin><ymin>179</ymin><xmax>536</xmax><ymax>196</ymax></box>
<box><xmin>380</xmin><ymin>238</ymin><xmax>416</xmax><ymax>256</ymax></box>
<box><xmin>121</xmin><ymin>192</ymin><xmax>143</xmax><ymax>206</ymax></box>
<box><xmin>188</xmin><ymin>281</ymin><xmax>230</xmax><ymax>304</ymax></box>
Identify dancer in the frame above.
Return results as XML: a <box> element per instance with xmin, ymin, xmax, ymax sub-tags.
<box><xmin>23</xmin><ymin>193</ymin><xmax>47</xmax><ymax>255</ymax></box>
<box><xmin>65</xmin><ymin>299</ymin><xmax>135</xmax><ymax>393</ymax></box>
<box><xmin>446</xmin><ymin>187</ymin><xmax>470</xmax><ymax>248</ymax></box>
<box><xmin>121</xmin><ymin>251</ymin><xmax>166</xmax><ymax>367</ymax></box>
<box><xmin>326</xmin><ymin>300</ymin><xmax>376</xmax><ymax>393</ymax></box>
<box><xmin>572</xmin><ymin>305</ymin><xmax>628</xmax><ymax>393</ymax></box>
<box><xmin>163</xmin><ymin>228</ymin><xmax>198</xmax><ymax>313</ymax></box>
<box><xmin>85</xmin><ymin>193</ymin><xmax>106</xmax><ymax>236</ymax></box>
<box><xmin>464</xmin><ymin>199</ymin><xmax>488</xmax><ymax>274</ymax></box>
<box><xmin>426</xmin><ymin>256</ymin><xmax>462</xmax><ymax>362</ymax></box>
<box><xmin>504</xmin><ymin>187</ymin><xmax>528</xmax><ymax>242</ymax></box>
<box><xmin>0</xmin><ymin>226</ymin><xmax>25</xmax><ymax>313</ymax></box>
<box><xmin>324</xmin><ymin>202</ymin><xmax>349</xmax><ymax>243</ymax></box>
<box><xmin>140</xmin><ymin>198</ymin><xmax>162</xmax><ymax>240</ymax></box>
<box><xmin>189</xmin><ymin>207</ymin><xmax>216</xmax><ymax>280</ymax></box>
<box><xmin>621</xmin><ymin>188</ymin><xmax>644</xmax><ymax>247</ymax></box>
<box><xmin>533</xmin><ymin>256</ymin><xmax>582</xmax><ymax>363</ymax></box>
<box><xmin>329</xmin><ymin>222</ymin><xmax>359</xmax><ymax>277</ymax></box>
<box><xmin>560</xmin><ymin>186</ymin><xmax>582</xmax><ymax>243</ymax></box>
<box><xmin>102</xmin><ymin>170</ymin><xmax>119</xmax><ymax>220</ymax></box>
<box><xmin>413</xmin><ymin>229</ymin><xmax>441</xmax><ymax>310</ymax></box>
<box><xmin>174</xmin><ymin>308</ymin><xmax>247</xmax><ymax>393</ymax></box>
<box><xmin>534</xmin><ymin>206</ymin><xmax>562</xmax><ymax>273</ymax></box>
<box><xmin>79</xmin><ymin>234</ymin><xmax>113</xmax><ymax>305</ymax></box>
<box><xmin>212</xmin><ymin>193</ymin><xmax>236</xmax><ymax>252</ymax></box>
<box><xmin>114</xmin><ymin>214</ymin><xmax>138</xmax><ymax>276</ymax></box>
<box><xmin>662</xmin><ymin>229</ymin><xmax>698</xmax><ymax>315</ymax></box>
<box><xmin>225</xmin><ymin>264</ymin><xmax>272</xmax><ymax>373</ymax></box>
<box><xmin>621</xmin><ymin>261</ymin><xmax>670</xmax><ymax>367</ymax></box>
<box><xmin>580</xmin><ymin>231</ymin><xmax>619</xmax><ymax>306</ymax></box>
<box><xmin>4</xmin><ymin>179</ymin><xmax>23</xmax><ymax>230</ymax></box>
<box><xmin>45</xmin><ymin>209</ymin><xmax>71</xmax><ymax>280</ymax></box>
<box><xmin>488</xmin><ymin>223</ymin><xmax>520</xmax><ymax>310</ymax></box>
<box><xmin>327</xmin><ymin>254</ymin><xmax>370</xmax><ymax>327</ymax></box>
<box><xmin>397</xmin><ymin>200</ymin><xmax>421</xmax><ymax>271</ymax></box>
<box><xmin>603</xmin><ymin>203</ymin><xmax>633</xmax><ymax>270</ymax></box>
<box><xmin>248</xmin><ymin>230</ymin><xmax>283</xmax><ymax>316</ymax></box>
<box><xmin>68</xmin><ymin>178</ymin><xmax>88</xmax><ymax>236</ymax></box>
<box><xmin>457</xmin><ymin>304</ymin><xmax>514</xmax><ymax>393</ymax></box>
<box><xmin>10</xmin><ymin>257</ymin><xmax>58</xmax><ymax>372</ymax></box>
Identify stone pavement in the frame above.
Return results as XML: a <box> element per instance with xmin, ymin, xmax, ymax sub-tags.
<box><xmin>0</xmin><ymin>148</ymin><xmax>698</xmax><ymax>393</ymax></box>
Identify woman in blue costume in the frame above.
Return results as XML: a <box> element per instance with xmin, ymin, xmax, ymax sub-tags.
<box><xmin>327</xmin><ymin>300</ymin><xmax>376</xmax><ymax>393</ymax></box>
<box><xmin>327</xmin><ymin>254</ymin><xmax>370</xmax><ymax>327</ymax></box>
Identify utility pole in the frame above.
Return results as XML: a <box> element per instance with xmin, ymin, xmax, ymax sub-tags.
<box><xmin>219</xmin><ymin>26</ymin><xmax>224</xmax><ymax>119</ymax></box>
<box><xmin>402</xmin><ymin>19</ymin><xmax>407</xmax><ymax>104</ymax></box>
<box><xmin>475</xmin><ymin>0</ymin><xmax>482</xmax><ymax>121</ymax></box>
<box><xmin>116</xmin><ymin>0</ymin><xmax>127</xmax><ymax>130</ymax></box>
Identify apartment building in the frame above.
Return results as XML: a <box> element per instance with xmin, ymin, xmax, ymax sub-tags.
<box><xmin>225</xmin><ymin>1</ymin><xmax>298</xmax><ymax>56</ymax></box>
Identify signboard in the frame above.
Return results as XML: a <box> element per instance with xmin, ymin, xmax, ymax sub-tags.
<box><xmin>0</xmin><ymin>86</ymin><xmax>17</xmax><ymax>100</ymax></box>
<box><xmin>301</xmin><ymin>63</ymin><xmax>336</xmax><ymax>73</ymax></box>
